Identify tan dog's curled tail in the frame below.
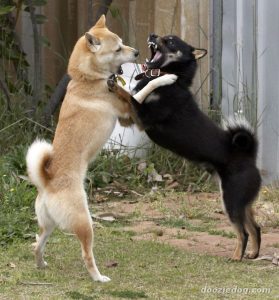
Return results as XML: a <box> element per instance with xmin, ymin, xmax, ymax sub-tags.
<box><xmin>26</xmin><ymin>139</ymin><xmax>52</xmax><ymax>190</ymax></box>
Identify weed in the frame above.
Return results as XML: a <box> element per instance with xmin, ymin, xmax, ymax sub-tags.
<box><xmin>0</xmin><ymin>230</ymin><xmax>278</xmax><ymax>299</ymax></box>
<box><xmin>160</xmin><ymin>217</ymin><xmax>189</xmax><ymax>229</ymax></box>
<box><xmin>110</xmin><ymin>229</ymin><xmax>136</xmax><ymax>238</ymax></box>
<box><xmin>0</xmin><ymin>171</ymin><xmax>37</xmax><ymax>244</ymax></box>
<box><xmin>146</xmin><ymin>144</ymin><xmax>217</xmax><ymax>193</ymax></box>
<box><xmin>176</xmin><ymin>230</ymin><xmax>188</xmax><ymax>239</ymax></box>
<box><xmin>150</xmin><ymin>198</ymin><xmax>170</xmax><ymax>215</ymax></box>
<box><xmin>0</xmin><ymin>139</ymin><xmax>36</xmax><ymax>244</ymax></box>
<box><xmin>152</xmin><ymin>228</ymin><xmax>164</xmax><ymax>237</ymax></box>
<box><xmin>106</xmin><ymin>290</ymin><xmax>148</xmax><ymax>299</ymax></box>
<box><xmin>208</xmin><ymin>229</ymin><xmax>236</xmax><ymax>239</ymax></box>
<box><xmin>159</xmin><ymin>217</ymin><xmax>235</xmax><ymax>239</ymax></box>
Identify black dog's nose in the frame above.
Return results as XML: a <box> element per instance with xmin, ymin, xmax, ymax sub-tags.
<box><xmin>148</xmin><ymin>33</ymin><xmax>158</xmax><ymax>43</ymax></box>
<box><xmin>149</xmin><ymin>33</ymin><xmax>158</xmax><ymax>39</ymax></box>
<box><xmin>134</xmin><ymin>49</ymin><xmax>139</xmax><ymax>57</ymax></box>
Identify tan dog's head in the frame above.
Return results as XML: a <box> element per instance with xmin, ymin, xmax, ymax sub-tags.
<box><xmin>68</xmin><ymin>15</ymin><xmax>139</xmax><ymax>80</ymax></box>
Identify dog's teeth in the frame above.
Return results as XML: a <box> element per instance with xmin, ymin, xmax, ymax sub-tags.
<box><xmin>148</xmin><ymin>44</ymin><xmax>151</xmax><ymax>48</ymax></box>
<box><xmin>145</xmin><ymin>58</ymin><xmax>149</xmax><ymax>62</ymax></box>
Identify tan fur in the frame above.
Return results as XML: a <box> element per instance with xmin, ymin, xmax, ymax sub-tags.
<box><xmin>231</xmin><ymin>224</ymin><xmax>246</xmax><ymax>261</ymax></box>
<box><xmin>244</xmin><ymin>205</ymin><xmax>260</xmax><ymax>259</ymax></box>
<box><xmin>229</xmin><ymin>205</ymin><xmax>260</xmax><ymax>261</ymax></box>
<box><xmin>27</xmin><ymin>15</ymin><xmax>138</xmax><ymax>282</ymax></box>
<box><xmin>39</xmin><ymin>152</ymin><xmax>52</xmax><ymax>185</ymax></box>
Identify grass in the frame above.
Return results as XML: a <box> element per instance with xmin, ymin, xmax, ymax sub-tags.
<box><xmin>0</xmin><ymin>151</ymin><xmax>37</xmax><ymax>245</ymax></box>
<box><xmin>0</xmin><ymin>120</ymin><xmax>278</xmax><ymax>298</ymax></box>
<box><xmin>0</xmin><ymin>228</ymin><xmax>278</xmax><ymax>300</ymax></box>
<box><xmin>140</xmin><ymin>191</ymin><xmax>236</xmax><ymax>239</ymax></box>
<box><xmin>207</xmin><ymin>229</ymin><xmax>236</xmax><ymax>239</ymax></box>
<box><xmin>159</xmin><ymin>217</ymin><xmax>236</xmax><ymax>238</ymax></box>
<box><xmin>0</xmin><ymin>80</ymin><xmax>278</xmax><ymax>299</ymax></box>
<box><xmin>0</xmin><ymin>111</ymin><xmax>217</xmax><ymax>245</ymax></box>
<box><xmin>0</xmin><ymin>8</ymin><xmax>278</xmax><ymax>298</ymax></box>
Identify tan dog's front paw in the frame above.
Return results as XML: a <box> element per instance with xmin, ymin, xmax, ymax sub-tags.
<box><xmin>107</xmin><ymin>78</ymin><xmax>117</xmax><ymax>92</ymax></box>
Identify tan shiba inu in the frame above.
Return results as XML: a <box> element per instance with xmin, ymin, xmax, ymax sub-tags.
<box><xmin>26</xmin><ymin>15</ymin><xmax>139</xmax><ymax>282</ymax></box>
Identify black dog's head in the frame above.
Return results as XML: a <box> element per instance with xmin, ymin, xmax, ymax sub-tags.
<box><xmin>146</xmin><ymin>34</ymin><xmax>207</xmax><ymax>83</ymax></box>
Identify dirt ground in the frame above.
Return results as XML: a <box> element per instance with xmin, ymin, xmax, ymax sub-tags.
<box><xmin>93</xmin><ymin>191</ymin><xmax>279</xmax><ymax>261</ymax></box>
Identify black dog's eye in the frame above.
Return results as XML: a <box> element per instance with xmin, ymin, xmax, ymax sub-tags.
<box><xmin>168</xmin><ymin>39</ymin><xmax>174</xmax><ymax>46</ymax></box>
<box><xmin>116</xmin><ymin>47</ymin><xmax>121</xmax><ymax>52</ymax></box>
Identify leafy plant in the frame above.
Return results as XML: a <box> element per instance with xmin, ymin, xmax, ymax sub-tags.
<box><xmin>0</xmin><ymin>1</ymin><xmax>30</xmax><ymax>97</ymax></box>
<box><xmin>0</xmin><ymin>153</ymin><xmax>36</xmax><ymax>245</ymax></box>
<box><xmin>0</xmin><ymin>0</ymin><xmax>49</xmax><ymax>118</ymax></box>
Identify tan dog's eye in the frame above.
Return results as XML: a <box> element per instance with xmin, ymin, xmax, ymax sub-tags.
<box><xmin>116</xmin><ymin>47</ymin><xmax>121</xmax><ymax>52</ymax></box>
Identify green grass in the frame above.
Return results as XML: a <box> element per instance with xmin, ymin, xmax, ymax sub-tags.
<box><xmin>0</xmin><ymin>89</ymin><xmax>278</xmax><ymax>299</ymax></box>
<box><xmin>158</xmin><ymin>217</ymin><xmax>236</xmax><ymax>239</ymax></box>
<box><xmin>0</xmin><ymin>229</ymin><xmax>278</xmax><ymax>300</ymax></box>
<box><xmin>0</xmin><ymin>124</ymin><xmax>218</xmax><ymax>245</ymax></box>
<box><xmin>0</xmin><ymin>151</ymin><xmax>37</xmax><ymax>245</ymax></box>
<box><xmin>207</xmin><ymin>229</ymin><xmax>236</xmax><ymax>239</ymax></box>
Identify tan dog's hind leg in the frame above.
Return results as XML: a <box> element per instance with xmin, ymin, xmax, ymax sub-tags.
<box><xmin>74</xmin><ymin>216</ymin><xmax>111</xmax><ymax>283</ymax></box>
<box><xmin>33</xmin><ymin>194</ymin><xmax>56</xmax><ymax>268</ymax></box>
<box><xmin>34</xmin><ymin>225</ymin><xmax>55</xmax><ymax>268</ymax></box>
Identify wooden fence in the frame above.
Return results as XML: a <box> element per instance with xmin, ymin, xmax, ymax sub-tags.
<box><xmin>16</xmin><ymin>0</ymin><xmax>211</xmax><ymax>109</ymax></box>
<box><xmin>14</xmin><ymin>0</ymin><xmax>279</xmax><ymax>183</ymax></box>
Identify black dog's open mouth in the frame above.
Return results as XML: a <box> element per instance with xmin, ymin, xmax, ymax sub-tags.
<box><xmin>146</xmin><ymin>38</ymin><xmax>164</xmax><ymax>68</ymax></box>
<box><xmin>146</xmin><ymin>41</ymin><xmax>163</xmax><ymax>63</ymax></box>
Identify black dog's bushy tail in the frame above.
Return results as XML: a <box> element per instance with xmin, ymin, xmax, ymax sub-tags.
<box><xmin>224</xmin><ymin>117</ymin><xmax>258</xmax><ymax>157</ymax></box>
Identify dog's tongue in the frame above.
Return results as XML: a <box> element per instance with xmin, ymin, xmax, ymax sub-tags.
<box><xmin>151</xmin><ymin>51</ymin><xmax>162</xmax><ymax>62</ymax></box>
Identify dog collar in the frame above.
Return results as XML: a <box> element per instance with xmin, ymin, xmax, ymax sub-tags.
<box><xmin>109</xmin><ymin>71</ymin><xmax>126</xmax><ymax>87</ymax></box>
<box><xmin>135</xmin><ymin>64</ymin><xmax>168</xmax><ymax>80</ymax></box>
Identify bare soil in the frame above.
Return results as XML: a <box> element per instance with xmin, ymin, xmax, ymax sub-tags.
<box><xmin>93</xmin><ymin>191</ymin><xmax>279</xmax><ymax>260</ymax></box>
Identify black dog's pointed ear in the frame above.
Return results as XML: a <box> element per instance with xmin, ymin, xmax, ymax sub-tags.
<box><xmin>85</xmin><ymin>32</ymin><xmax>101</xmax><ymax>52</ymax></box>
<box><xmin>192</xmin><ymin>48</ymin><xmax>207</xmax><ymax>60</ymax></box>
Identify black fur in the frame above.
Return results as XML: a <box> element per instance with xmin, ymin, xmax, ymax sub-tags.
<box><xmin>129</xmin><ymin>34</ymin><xmax>262</xmax><ymax>259</ymax></box>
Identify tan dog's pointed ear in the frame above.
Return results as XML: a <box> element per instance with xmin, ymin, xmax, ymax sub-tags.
<box><xmin>94</xmin><ymin>14</ymin><xmax>106</xmax><ymax>28</ymax></box>
<box><xmin>85</xmin><ymin>32</ymin><xmax>101</xmax><ymax>52</ymax></box>
<box><xmin>192</xmin><ymin>48</ymin><xmax>207</xmax><ymax>60</ymax></box>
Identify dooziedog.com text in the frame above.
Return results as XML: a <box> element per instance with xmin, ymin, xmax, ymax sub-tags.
<box><xmin>201</xmin><ymin>284</ymin><xmax>271</xmax><ymax>295</ymax></box>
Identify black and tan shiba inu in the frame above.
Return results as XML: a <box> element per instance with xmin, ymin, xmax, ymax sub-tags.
<box><xmin>108</xmin><ymin>33</ymin><xmax>261</xmax><ymax>261</ymax></box>
<box><xmin>26</xmin><ymin>15</ymin><xmax>139</xmax><ymax>282</ymax></box>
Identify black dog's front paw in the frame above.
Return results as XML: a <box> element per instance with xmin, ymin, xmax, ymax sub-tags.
<box><xmin>107</xmin><ymin>78</ymin><xmax>116</xmax><ymax>92</ymax></box>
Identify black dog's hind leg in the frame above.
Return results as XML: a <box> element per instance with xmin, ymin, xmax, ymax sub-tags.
<box><xmin>220</xmin><ymin>173</ymin><xmax>260</xmax><ymax>261</ymax></box>
<box><xmin>226</xmin><ymin>211</ymin><xmax>249</xmax><ymax>261</ymax></box>
<box><xmin>231</xmin><ymin>220</ymin><xmax>249</xmax><ymax>261</ymax></box>
<box><xmin>244</xmin><ymin>205</ymin><xmax>261</xmax><ymax>259</ymax></box>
